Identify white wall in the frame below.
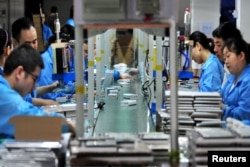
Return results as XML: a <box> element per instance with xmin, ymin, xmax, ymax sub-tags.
<box><xmin>236</xmin><ymin>0</ymin><xmax>250</xmax><ymax>42</ymax></box>
<box><xmin>190</xmin><ymin>0</ymin><xmax>220</xmax><ymax>37</ymax></box>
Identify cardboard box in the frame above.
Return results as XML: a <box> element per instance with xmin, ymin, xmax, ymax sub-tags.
<box><xmin>111</xmin><ymin>34</ymin><xmax>134</xmax><ymax>66</ymax></box>
<box><xmin>32</xmin><ymin>14</ymin><xmax>45</xmax><ymax>52</ymax></box>
<box><xmin>116</xmin><ymin>45</ymin><xmax>134</xmax><ymax>65</ymax></box>
<box><xmin>9</xmin><ymin>116</ymin><xmax>67</xmax><ymax>141</ymax></box>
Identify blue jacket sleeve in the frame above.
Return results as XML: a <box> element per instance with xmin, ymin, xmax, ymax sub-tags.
<box><xmin>42</xmin><ymin>24</ymin><xmax>53</xmax><ymax>43</ymax></box>
<box><xmin>23</xmin><ymin>89</ymin><xmax>37</xmax><ymax>103</ymax></box>
<box><xmin>0</xmin><ymin>92</ymin><xmax>66</xmax><ymax>138</ymax></box>
<box><xmin>222</xmin><ymin>73</ymin><xmax>250</xmax><ymax>121</ymax></box>
<box><xmin>222</xmin><ymin>84</ymin><xmax>250</xmax><ymax>121</ymax></box>
<box><xmin>242</xmin><ymin>120</ymin><xmax>250</xmax><ymax>126</ymax></box>
<box><xmin>113</xmin><ymin>70</ymin><xmax>120</xmax><ymax>81</ymax></box>
<box><xmin>23</xmin><ymin>93</ymin><xmax>33</xmax><ymax>104</ymax></box>
<box><xmin>199</xmin><ymin>57</ymin><xmax>223</xmax><ymax>92</ymax></box>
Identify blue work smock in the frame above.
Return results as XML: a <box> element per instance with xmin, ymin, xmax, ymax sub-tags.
<box><xmin>37</xmin><ymin>46</ymin><xmax>65</xmax><ymax>100</ymax></box>
<box><xmin>23</xmin><ymin>90</ymin><xmax>37</xmax><ymax>104</ymax></box>
<box><xmin>42</xmin><ymin>24</ymin><xmax>53</xmax><ymax>44</ymax></box>
<box><xmin>0</xmin><ymin>75</ymin><xmax>65</xmax><ymax>139</ymax></box>
<box><xmin>199</xmin><ymin>54</ymin><xmax>224</xmax><ymax>92</ymax></box>
<box><xmin>220</xmin><ymin>65</ymin><xmax>250</xmax><ymax>122</ymax></box>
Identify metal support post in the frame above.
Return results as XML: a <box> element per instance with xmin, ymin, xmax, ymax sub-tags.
<box><xmin>75</xmin><ymin>25</ymin><xmax>84</xmax><ymax>137</ymax></box>
<box><xmin>169</xmin><ymin>18</ymin><xmax>179</xmax><ymax>152</ymax></box>
<box><xmin>88</xmin><ymin>36</ymin><xmax>95</xmax><ymax>125</ymax></box>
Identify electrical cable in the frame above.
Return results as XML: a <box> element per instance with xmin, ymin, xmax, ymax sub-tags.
<box><xmin>180</xmin><ymin>51</ymin><xmax>190</xmax><ymax>71</ymax></box>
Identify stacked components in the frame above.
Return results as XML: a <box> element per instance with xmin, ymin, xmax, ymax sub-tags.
<box><xmin>69</xmin><ymin>132</ymin><xmax>169</xmax><ymax>166</ymax></box>
<box><xmin>187</xmin><ymin>127</ymin><xmax>250</xmax><ymax>167</ymax></box>
<box><xmin>163</xmin><ymin>91</ymin><xmax>223</xmax><ymax>135</ymax></box>
<box><xmin>0</xmin><ymin>141</ymin><xmax>64</xmax><ymax>167</ymax></box>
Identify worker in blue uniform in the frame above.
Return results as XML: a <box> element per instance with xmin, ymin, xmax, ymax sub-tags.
<box><xmin>212</xmin><ymin>22</ymin><xmax>242</xmax><ymax>87</ymax></box>
<box><xmin>41</xmin><ymin>13</ymin><xmax>53</xmax><ymax>46</ymax></box>
<box><xmin>0</xmin><ymin>44</ymin><xmax>75</xmax><ymax>139</ymax></box>
<box><xmin>189</xmin><ymin>31</ymin><xmax>224</xmax><ymax>92</ymax></box>
<box><xmin>12</xmin><ymin>17</ymin><xmax>64</xmax><ymax>103</ymax></box>
<box><xmin>83</xmin><ymin>40</ymin><xmax>136</xmax><ymax>84</ymax></box>
<box><xmin>220</xmin><ymin>37</ymin><xmax>250</xmax><ymax>122</ymax></box>
<box><xmin>37</xmin><ymin>45</ymin><xmax>68</xmax><ymax>100</ymax></box>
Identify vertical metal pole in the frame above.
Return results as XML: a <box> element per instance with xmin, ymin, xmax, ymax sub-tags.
<box><xmin>138</xmin><ymin>30</ymin><xmax>146</xmax><ymax>83</ymax></box>
<box><xmin>148</xmin><ymin>35</ymin><xmax>154</xmax><ymax>105</ymax></box>
<box><xmin>155</xmin><ymin>36</ymin><xmax>163</xmax><ymax>111</ymax></box>
<box><xmin>133</xmin><ymin>29</ymin><xmax>139</xmax><ymax>68</ymax></box>
<box><xmin>169</xmin><ymin>18</ymin><xmax>179</xmax><ymax>152</ymax></box>
<box><xmin>88</xmin><ymin>36</ymin><xmax>94</xmax><ymax>125</ymax></box>
<box><xmin>95</xmin><ymin>35</ymin><xmax>102</xmax><ymax>98</ymax></box>
<box><xmin>75</xmin><ymin>25</ymin><xmax>84</xmax><ymax>137</ymax></box>
<box><xmin>100</xmin><ymin>34</ymin><xmax>105</xmax><ymax>79</ymax></box>
<box><xmin>104</xmin><ymin>29</ymin><xmax>112</xmax><ymax>68</ymax></box>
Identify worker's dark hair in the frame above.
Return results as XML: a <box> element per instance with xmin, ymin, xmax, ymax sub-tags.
<box><xmin>0</xmin><ymin>28</ymin><xmax>11</xmax><ymax>56</ymax></box>
<box><xmin>50</xmin><ymin>6</ymin><xmax>58</xmax><ymax>13</ymax></box>
<box><xmin>212</xmin><ymin>21</ymin><xmax>242</xmax><ymax>40</ymax></box>
<box><xmin>4</xmin><ymin>44</ymin><xmax>44</xmax><ymax>75</ymax></box>
<box><xmin>189</xmin><ymin>31</ymin><xmax>215</xmax><ymax>54</ymax></box>
<box><xmin>12</xmin><ymin>17</ymin><xmax>34</xmax><ymax>42</ymax></box>
<box><xmin>60</xmin><ymin>24</ymin><xmax>75</xmax><ymax>41</ymax></box>
<box><xmin>223</xmin><ymin>37</ymin><xmax>250</xmax><ymax>64</ymax></box>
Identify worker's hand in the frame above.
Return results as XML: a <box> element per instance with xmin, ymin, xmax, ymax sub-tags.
<box><xmin>120</xmin><ymin>74</ymin><xmax>132</xmax><ymax>79</ymax></box>
<box><xmin>219</xmin><ymin>103</ymin><xmax>224</xmax><ymax>109</ymax></box>
<box><xmin>51</xmin><ymin>80</ymin><xmax>60</xmax><ymax>88</ymax></box>
<box><xmin>42</xmin><ymin>99</ymin><xmax>59</xmax><ymax>106</ymax></box>
<box><xmin>32</xmin><ymin>98</ymin><xmax>59</xmax><ymax>106</ymax></box>
<box><xmin>49</xmin><ymin>81</ymin><xmax>60</xmax><ymax>92</ymax></box>
<box><xmin>127</xmin><ymin>68</ymin><xmax>139</xmax><ymax>76</ymax></box>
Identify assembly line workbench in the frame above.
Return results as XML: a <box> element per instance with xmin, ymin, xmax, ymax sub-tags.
<box><xmin>94</xmin><ymin>79</ymin><xmax>155</xmax><ymax>133</ymax></box>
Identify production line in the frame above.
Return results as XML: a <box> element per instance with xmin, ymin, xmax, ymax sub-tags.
<box><xmin>0</xmin><ymin>0</ymin><xmax>250</xmax><ymax>166</ymax></box>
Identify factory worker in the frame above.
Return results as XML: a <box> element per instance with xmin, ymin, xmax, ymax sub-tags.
<box><xmin>12</xmin><ymin>17</ymin><xmax>65</xmax><ymax>102</ymax></box>
<box><xmin>36</xmin><ymin>44</ymin><xmax>73</xmax><ymax>99</ymax></box>
<box><xmin>41</xmin><ymin>13</ymin><xmax>53</xmax><ymax>46</ymax></box>
<box><xmin>212</xmin><ymin>22</ymin><xmax>243</xmax><ymax>87</ymax></box>
<box><xmin>0</xmin><ymin>44</ymin><xmax>75</xmax><ymax>139</ymax></box>
<box><xmin>0</xmin><ymin>28</ymin><xmax>57</xmax><ymax>105</ymax></box>
<box><xmin>220</xmin><ymin>37</ymin><xmax>250</xmax><ymax>122</ymax></box>
<box><xmin>189</xmin><ymin>31</ymin><xmax>224</xmax><ymax>92</ymax></box>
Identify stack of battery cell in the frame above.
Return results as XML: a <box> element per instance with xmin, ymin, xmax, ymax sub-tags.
<box><xmin>164</xmin><ymin>91</ymin><xmax>195</xmax><ymax>135</ymax></box>
<box><xmin>164</xmin><ymin>91</ymin><xmax>224</xmax><ymax>135</ymax></box>
<box><xmin>191</xmin><ymin>92</ymin><xmax>224</xmax><ymax>127</ymax></box>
